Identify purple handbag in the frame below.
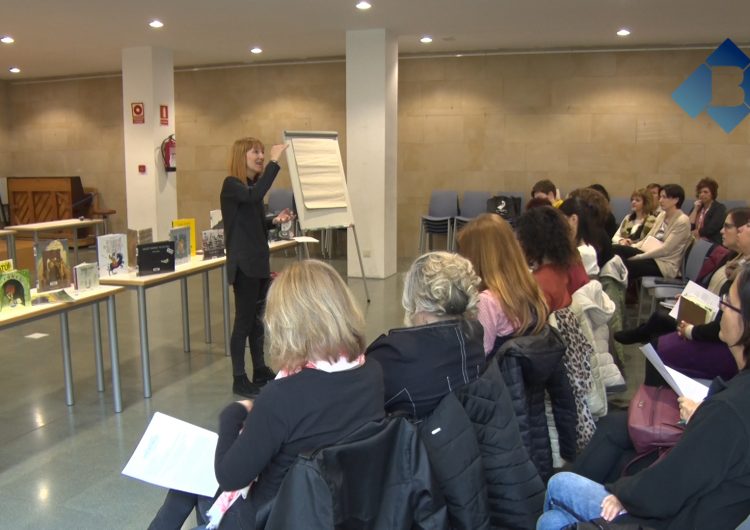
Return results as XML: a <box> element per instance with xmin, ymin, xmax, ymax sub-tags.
<box><xmin>627</xmin><ymin>385</ymin><xmax>684</xmax><ymax>454</ymax></box>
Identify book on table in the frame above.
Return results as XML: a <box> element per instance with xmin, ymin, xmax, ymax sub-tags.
<box><xmin>97</xmin><ymin>233</ymin><xmax>128</xmax><ymax>277</ymax></box>
<box><xmin>127</xmin><ymin>228</ymin><xmax>153</xmax><ymax>269</ymax></box>
<box><xmin>34</xmin><ymin>239</ymin><xmax>71</xmax><ymax>292</ymax></box>
<box><xmin>201</xmin><ymin>229</ymin><xmax>225</xmax><ymax>259</ymax></box>
<box><xmin>169</xmin><ymin>226</ymin><xmax>191</xmax><ymax>265</ymax></box>
<box><xmin>73</xmin><ymin>262</ymin><xmax>100</xmax><ymax>291</ymax></box>
<box><xmin>136</xmin><ymin>241</ymin><xmax>176</xmax><ymax>276</ymax></box>
<box><xmin>171</xmin><ymin>218</ymin><xmax>197</xmax><ymax>256</ymax></box>
<box><xmin>0</xmin><ymin>269</ymin><xmax>31</xmax><ymax>310</ymax></box>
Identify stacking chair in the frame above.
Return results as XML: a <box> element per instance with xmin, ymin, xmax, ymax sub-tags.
<box><xmin>724</xmin><ymin>199</ymin><xmax>748</xmax><ymax>211</ymax></box>
<box><xmin>419</xmin><ymin>191</ymin><xmax>458</xmax><ymax>253</ymax></box>
<box><xmin>610</xmin><ymin>197</ymin><xmax>631</xmax><ymax>227</ymax></box>
<box><xmin>452</xmin><ymin>191</ymin><xmax>491</xmax><ymax>248</ymax></box>
<box><xmin>636</xmin><ymin>238</ymin><xmax>713</xmax><ymax>323</ymax></box>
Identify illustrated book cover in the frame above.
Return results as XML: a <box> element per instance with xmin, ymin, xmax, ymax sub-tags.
<box><xmin>73</xmin><ymin>262</ymin><xmax>100</xmax><ymax>291</ymax></box>
<box><xmin>35</xmin><ymin>239</ymin><xmax>71</xmax><ymax>292</ymax></box>
<box><xmin>201</xmin><ymin>229</ymin><xmax>225</xmax><ymax>259</ymax></box>
<box><xmin>169</xmin><ymin>226</ymin><xmax>191</xmax><ymax>265</ymax></box>
<box><xmin>97</xmin><ymin>233</ymin><xmax>128</xmax><ymax>277</ymax></box>
<box><xmin>171</xmin><ymin>218</ymin><xmax>197</xmax><ymax>256</ymax></box>
<box><xmin>0</xmin><ymin>269</ymin><xmax>31</xmax><ymax>310</ymax></box>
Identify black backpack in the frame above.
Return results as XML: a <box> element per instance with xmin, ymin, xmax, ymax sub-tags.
<box><xmin>487</xmin><ymin>195</ymin><xmax>521</xmax><ymax>225</ymax></box>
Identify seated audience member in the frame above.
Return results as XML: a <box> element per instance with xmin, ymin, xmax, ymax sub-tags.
<box><xmin>586</xmin><ymin>184</ymin><xmax>619</xmax><ymax>238</ymax></box>
<box><xmin>646</xmin><ymin>182</ymin><xmax>663</xmax><ymax>215</ymax></box>
<box><xmin>615</xmin><ymin>208</ymin><xmax>750</xmax><ymax>382</ymax></box>
<box><xmin>688</xmin><ymin>177</ymin><xmax>727</xmax><ymax>244</ymax></box>
<box><xmin>367</xmin><ymin>251</ymin><xmax>546</xmax><ymax>530</ymax></box>
<box><xmin>526</xmin><ymin>196</ymin><xmax>553</xmax><ymax>210</ymax></box>
<box><xmin>148</xmin><ymin>260</ymin><xmax>384</xmax><ymax>530</ymax></box>
<box><xmin>537</xmin><ymin>265</ymin><xmax>750</xmax><ymax>530</ymax></box>
<box><xmin>366</xmin><ymin>251</ymin><xmax>485</xmax><ymax>419</ymax></box>
<box><xmin>559</xmin><ymin>195</ymin><xmax>613</xmax><ymax>276</ymax></box>
<box><xmin>515</xmin><ymin>206</ymin><xmax>589</xmax><ymax>311</ymax></box>
<box><xmin>456</xmin><ymin>213</ymin><xmax>549</xmax><ymax>355</ymax></box>
<box><xmin>516</xmin><ymin>206</ymin><xmax>596</xmax><ymax>450</ymax></box>
<box><xmin>532</xmin><ymin>179</ymin><xmax>563</xmax><ymax>208</ymax></box>
<box><xmin>612</xmin><ymin>188</ymin><xmax>657</xmax><ymax>245</ymax></box>
<box><xmin>613</xmin><ymin>183</ymin><xmax>692</xmax><ymax>281</ymax></box>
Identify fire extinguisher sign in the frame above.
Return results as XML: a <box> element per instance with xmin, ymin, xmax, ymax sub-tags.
<box><xmin>131</xmin><ymin>102</ymin><xmax>145</xmax><ymax>124</ymax></box>
<box><xmin>160</xmin><ymin>105</ymin><xmax>169</xmax><ymax>125</ymax></box>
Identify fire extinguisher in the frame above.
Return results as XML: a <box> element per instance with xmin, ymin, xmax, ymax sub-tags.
<box><xmin>161</xmin><ymin>134</ymin><xmax>176</xmax><ymax>172</ymax></box>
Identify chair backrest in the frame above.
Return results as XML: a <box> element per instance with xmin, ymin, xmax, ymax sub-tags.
<box><xmin>724</xmin><ymin>199</ymin><xmax>748</xmax><ymax>211</ymax></box>
<box><xmin>460</xmin><ymin>191</ymin><xmax>491</xmax><ymax>218</ymax></box>
<box><xmin>268</xmin><ymin>188</ymin><xmax>294</xmax><ymax>215</ymax></box>
<box><xmin>610</xmin><ymin>197</ymin><xmax>631</xmax><ymax>225</ymax></box>
<box><xmin>685</xmin><ymin>238</ymin><xmax>714</xmax><ymax>281</ymax></box>
<box><xmin>429</xmin><ymin>190</ymin><xmax>459</xmax><ymax>217</ymax></box>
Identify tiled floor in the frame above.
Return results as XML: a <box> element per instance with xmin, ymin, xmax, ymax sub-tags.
<box><xmin>0</xmin><ymin>251</ymin><xmax>642</xmax><ymax>530</ymax></box>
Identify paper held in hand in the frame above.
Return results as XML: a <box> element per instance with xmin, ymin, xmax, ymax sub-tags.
<box><xmin>640</xmin><ymin>344</ymin><xmax>710</xmax><ymax>403</ymax></box>
<box><xmin>122</xmin><ymin>412</ymin><xmax>219</xmax><ymax>497</ymax></box>
<box><xmin>639</xmin><ymin>235</ymin><xmax>664</xmax><ymax>253</ymax></box>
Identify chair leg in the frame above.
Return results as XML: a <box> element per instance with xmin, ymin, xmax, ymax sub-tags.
<box><xmin>447</xmin><ymin>222</ymin><xmax>453</xmax><ymax>252</ymax></box>
<box><xmin>418</xmin><ymin>222</ymin><xmax>425</xmax><ymax>254</ymax></box>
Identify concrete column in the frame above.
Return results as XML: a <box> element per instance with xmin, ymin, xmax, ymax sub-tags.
<box><xmin>121</xmin><ymin>47</ymin><xmax>176</xmax><ymax>240</ymax></box>
<box><xmin>346</xmin><ymin>29</ymin><xmax>398</xmax><ymax>279</ymax></box>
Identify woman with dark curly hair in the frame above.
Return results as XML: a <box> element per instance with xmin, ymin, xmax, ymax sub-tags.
<box><xmin>516</xmin><ymin>206</ymin><xmax>589</xmax><ymax>311</ymax></box>
<box><xmin>688</xmin><ymin>177</ymin><xmax>726</xmax><ymax>244</ymax></box>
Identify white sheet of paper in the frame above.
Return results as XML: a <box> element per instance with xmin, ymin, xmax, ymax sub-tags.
<box><xmin>122</xmin><ymin>412</ymin><xmax>219</xmax><ymax>497</ymax></box>
<box><xmin>640</xmin><ymin>344</ymin><xmax>709</xmax><ymax>402</ymax></box>
<box><xmin>293</xmin><ymin>236</ymin><xmax>320</xmax><ymax>244</ymax></box>
<box><xmin>669</xmin><ymin>280</ymin><xmax>720</xmax><ymax>321</ymax></box>
<box><xmin>665</xmin><ymin>366</ymin><xmax>710</xmax><ymax>403</ymax></box>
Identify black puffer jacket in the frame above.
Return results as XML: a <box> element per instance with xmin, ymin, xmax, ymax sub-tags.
<box><xmin>421</xmin><ymin>360</ymin><xmax>546</xmax><ymax>530</ymax></box>
<box><xmin>494</xmin><ymin>325</ymin><xmax>577</xmax><ymax>481</ymax></box>
<box><xmin>261</xmin><ymin>416</ymin><xmax>448</xmax><ymax>530</ymax></box>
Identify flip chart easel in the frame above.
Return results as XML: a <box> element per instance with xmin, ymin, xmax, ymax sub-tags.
<box><xmin>283</xmin><ymin>130</ymin><xmax>370</xmax><ymax>303</ymax></box>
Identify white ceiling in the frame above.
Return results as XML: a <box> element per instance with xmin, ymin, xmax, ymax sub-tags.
<box><xmin>2</xmin><ymin>0</ymin><xmax>750</xmax><ymax>80</ymax></box>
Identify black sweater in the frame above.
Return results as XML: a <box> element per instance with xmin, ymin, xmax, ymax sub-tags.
<box><xmin>608</xmin><ymin>369</ymin><xmax>750</xmax><ymax>530</ymax></box>
<box><xmin>214</xmin><ymin>361</ymin><xmax>384</xmax><ymax>528</ymax></box>
<box><xmin>220</xmin><ymin>161</ymin><xmax>280</xmax><ymax>283</ymax></box>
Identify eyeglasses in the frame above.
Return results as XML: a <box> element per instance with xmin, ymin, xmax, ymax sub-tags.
<box><xmin>720</xmin><ymin>293</ymin><xmax>742</xmax><ymax>314</ymax></box>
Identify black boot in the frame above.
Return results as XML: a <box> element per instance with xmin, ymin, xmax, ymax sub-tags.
<box><xmin>252</xmin><ymin>366</ymin><xmax>276</xmax><ymax>386</ymax></box>
<box><xmin>613</xmin><ymin>325</ymin><xmax>649</xmax><ymax>345</ymax></box>
<box><xmin>233</xmin><ymin>374</ymin><xmax>260</xmax><ymax>397</ymax></box>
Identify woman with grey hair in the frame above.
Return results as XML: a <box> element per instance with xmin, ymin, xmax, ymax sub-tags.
<box><xmin>366</xmin><ymin>251</ymin><xmax>486</xmax><ymax>419</ymax></box>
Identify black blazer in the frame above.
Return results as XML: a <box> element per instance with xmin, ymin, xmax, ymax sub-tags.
<box><xmin>691</xmin><ymin>200</ymin><xmax>727</xmax><ymax>244</ymax></box>
<box><xmin>220</xmin><ymin>161</ymin><xmax>280</xmax><ymax>283</ymax></box>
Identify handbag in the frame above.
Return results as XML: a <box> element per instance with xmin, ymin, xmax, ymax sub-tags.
<box><xmin>627</xmin><ymin>384</ymin><xmax>684</xmax><ymax>455</ymax></box>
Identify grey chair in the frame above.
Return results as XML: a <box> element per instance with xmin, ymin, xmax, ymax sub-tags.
<box><xmin>610</xmin><ymin>197</ymin><xmax>631</xmax><ymax>227</ymax></box>
<box><xmin>637</xmin><ymin>238</ymin><xmax>714</xmax><ymax>323</ymax></box>
<box><xmin>419</xmin><ymin>191</ymin><xmax>458</xmax><ymax>253</ymax></box>
<box><xmin>724</xmin><ymin>199</ymin><xmax>748</xmax><ymax>211</ymax></box>
<box><xmin>452</xmin><ymin>191</ymin><xmax>491</xmax><ymax>248</ymax></box>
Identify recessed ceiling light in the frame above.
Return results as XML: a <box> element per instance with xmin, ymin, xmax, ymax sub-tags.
<box><xmin>617</xmin><ymin>28</ymin><xmax>631</xmax><ymax>37</ymax></box>
<box><xmin>420</xmin><ymin>36</ymin><xmax>433</xmax><ymax>44</ymax></box>
<box><xmin>250</xmin><ymin>47</ymin><xmax>263</xmax><ymax>54</ymax></box>
<box><xmin>148</xmin><ymin>20</ymin><xmax>164</xmax><ymax>29</ymax></box>
<box><xmin>9</xmin><ymin>67</ymin><xmax>20</xmax><ymax>74</ymax></box>
<box><xmin>355</xmin><ymin>1</ymin><xmax>371</xmax><ymax>10</ymax></box>
<box><xmin>1</xmin><ymin>36</ymin><xmax>14</xmax><ymax>44</ymax></box>
<box><xmin>455</xmin><ymin>54</ymin><xmax>463</xmax><ymax>58</ymax></box>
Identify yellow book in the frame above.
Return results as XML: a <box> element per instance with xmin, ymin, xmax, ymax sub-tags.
<box><xmin>171</xmin><ymin>218</ymin><xmax>197</xmax><ymax>256</ymax></box>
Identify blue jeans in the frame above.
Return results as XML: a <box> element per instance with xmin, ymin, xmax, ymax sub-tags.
<box><xmin>537</xmin><ymin>472</ymin><xmax>612</xmax><ymax>530</ymax></box>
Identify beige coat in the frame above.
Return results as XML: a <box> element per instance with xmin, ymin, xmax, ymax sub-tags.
<box><xmin>631</xmin><ymin>210</ymin><xmax>692</xmax><ymax>278</ymax></box>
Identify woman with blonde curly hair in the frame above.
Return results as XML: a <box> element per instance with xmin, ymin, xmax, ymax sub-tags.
<box><xmin>457</xmin><ymin>213</ymin><xmax>549</xmax><ymax>356</ymax></box>
<box><xmin>149</xmin><ymin>260</ymin><xmax>384</xmax><ymax>530</ymax></box>
<box><xmin>366</xmin><ymin>251</ymin><xmax>486</xmax><ymax>419</ymax></box>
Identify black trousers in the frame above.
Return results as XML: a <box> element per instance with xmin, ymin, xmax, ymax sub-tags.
<box><xmin>230</xmin><ymin>271</ymin><xmax>270</xmax><ymax>377</ymax></box>
<box><xmin>148</xmin><ymin>489</ymin><xmax>212</xmax><ymax>530</ymax></box>
<box><xmin>572</xmin><ymin>411</ymin><xmax>656</xmax><ymax>484</ymax></box>
<box><xmin>613</xmin><ymin>244</ymin><xmax>663</xmax><ymax>280</ymax></box>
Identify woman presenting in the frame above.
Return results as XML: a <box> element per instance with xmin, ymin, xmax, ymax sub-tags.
<box><xmin>221</xmin><ymin>137</ymin><xmax>290</xmax><ymax>397</ymax></box>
